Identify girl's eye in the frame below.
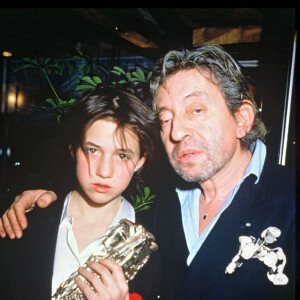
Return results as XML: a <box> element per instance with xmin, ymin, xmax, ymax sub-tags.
<box><xmin>118</xmin><ymin>153</ymin><xmax>128</xmax><ymax>160</ymax></box>
<box><xmin>87</xmin><ymin>148</ymin><xmax>98</xmax><ymax>154</ymax></box>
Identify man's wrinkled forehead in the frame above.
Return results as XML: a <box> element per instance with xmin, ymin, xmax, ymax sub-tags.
<box><xmin>155</xmin><ymin>68</ymin><xmax>215</xmax><ymax>110</ymax></box>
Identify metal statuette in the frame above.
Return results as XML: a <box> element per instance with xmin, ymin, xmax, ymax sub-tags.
<box><xmin>51</xmin><ymin>218</ymin><xmax>158</xmax><ymax>300</ymax></box>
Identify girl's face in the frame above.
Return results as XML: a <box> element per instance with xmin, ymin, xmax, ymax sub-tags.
<box><xmin>74</xmin><ymin>118</ymin><xmax>145</xmax><ymax>206</ymax></box>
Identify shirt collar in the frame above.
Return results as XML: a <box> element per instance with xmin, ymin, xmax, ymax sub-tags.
<box><xmin>60</xmin><ymin>192</ymin><xmax>72</xmax><ymax>224</ymax></box>
<box><xmin>241</xmin><ymin>139</ymin><xmax>266</xmax><ymax>185</ymax></box>
<box><xmin>60</xmin><ymin>192</ymin><xmax>135</xmax><ymax>225</ymax></box>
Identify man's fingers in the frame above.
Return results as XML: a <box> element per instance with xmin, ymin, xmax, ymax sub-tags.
<box><xmin>36</xmin><ymin>191</ymin><xmax>57</xmax><ymax>208</ymax></box>
<box><xmin>0</xmin><ymin>189</ymin><xmax>58</xmax><ymax>238</ymax></box>
<box><xmin>0</xmin><ymin>218</ymin><xmax>7</xmax><ymax>238</ymax></box>
<box><xmin>2</xmin><ymin>210</ymin><xmax>18</xmax><ymax>239</ymax></box>
<box><xmin>11</xmin><ymin>195</ymin><xmax>31</xmax><ymax>230</ymax></box>
<box><xmin>13</xmin><ymin>190</ymin><xmax>57</xmax><ymax>230</ymax></box>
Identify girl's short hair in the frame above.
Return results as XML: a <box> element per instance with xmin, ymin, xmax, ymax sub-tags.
<box><xmin>62</xmin><ymin>86</ymin><xmax>158</xmax><ymax>170</ymax></box>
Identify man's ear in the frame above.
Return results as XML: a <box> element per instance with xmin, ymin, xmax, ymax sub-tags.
<box><xmin>69</xmin><ymin>145</ymin><xmax>75</xmax><ymax>159</ymax></box>
<box><xmin>235</xmin><ymin>100</ymin><xmax>255</xmax><ymax>138</ymax></box>
<box><xmin>134</xmin><ymin>154</ymin><xmax>147</xmax><ymax>173</ymax></box>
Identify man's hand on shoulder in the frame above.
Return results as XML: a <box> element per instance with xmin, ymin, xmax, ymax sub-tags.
<box><xmin>0</xmin><ymin>190</ymin><xmax>57</xmax><ymax>239</ymax></box>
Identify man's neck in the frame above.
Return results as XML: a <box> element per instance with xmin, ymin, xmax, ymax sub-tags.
<box><xmin>199</xmin><ymin>148</ymin><xmax>252</xmax><ymax>204</ymax></box>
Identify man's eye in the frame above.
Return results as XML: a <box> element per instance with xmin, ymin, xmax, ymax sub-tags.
<box><xmin>192</xmin><ymin>109</ymin><xmax>202</xmax><ymax>114</ymax></box>
<box><xmin>160</xmin><ymin>119</ymin><xmax>170</xmax><ymax>126</ymax></box>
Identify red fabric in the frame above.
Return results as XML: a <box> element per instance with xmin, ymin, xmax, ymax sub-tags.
<box><xmin>129</xmin><ymin>293</ymin><xmax>143</xmax><ymax>300</ymax></box>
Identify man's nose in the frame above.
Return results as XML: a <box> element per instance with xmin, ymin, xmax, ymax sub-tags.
<box><xmin>94</xmin><ymin>155</ymin><xmax>113</xmax><ymax>178</ymax></box>
<box><xmin>170</xmin><ymin>116</ymin><xmax>191</xmax><ymax>143</ymax></box>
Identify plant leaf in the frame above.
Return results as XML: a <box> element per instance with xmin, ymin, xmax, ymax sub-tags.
<box><xmin>14</xmin><ymin>64</ymin><xmax>40</xmax><ymax>72</ymax></box>
<box><xmin>113</xmin><ymin>66</ymin><xmax>125</xmax><ymax>75</ymax></box>
<box><xmin>45</xmin><ymin>98</ymin><xmax>57</xmax><ymax>107</ymax></box>
<box><xmin>81</xmin><ymin>76</ymin><xmax>97</xmax><ymax>86</ymax></box>
<box><xmin>92</xmin><ymin>76</ymin><xmax>102</xmax><ymax>84</ymax></box>
<box><xmin>135</xmin><ymin>195</ymin><xmax>141</xmax><ymax>205</ymax></box>
<box><xmin>132</xmin><ymin>72</ymin><xmax>144</xmax><ymax>81</ymax></box>
<box><xmin>144</xmin><ymin>186</ymin><xmax>150</xmax><ymax>199</ymax></box>
<box><xmin>23</xmin><ymin>58</ymin><xmax>40</xmax><ymax>66</ymax></box>
<box><xmin>76</xmin><ymin>85</ymin><xmax>95</xmax><ymax>91</ymax></box>
<box><xmin>125</xmin><ymin>72</ymin><xmax>132</xmax><ymax>80</ymax></box>
<box><xmin>111</xmin><ymin>70</ymin><xmax>121</xmax><ymax>76</ymax></box>
<box><xmin>135</xmin><ymin>205</ymin><xmax>150</xmax><ymax>213</ymax></box>
<box><xmin>136</xmin><ymin>68</ymin><xmax>145</xmax><ymax>80</ymax></box>
<box><xmin>147</xmin><ymin>71</ymin><xmax>152</xmax><ymax>81</ymax></box>
<box><xmin>147</xmin><ymin>194</ymin><xmax>156</xmax><ymax>201</ymax></box>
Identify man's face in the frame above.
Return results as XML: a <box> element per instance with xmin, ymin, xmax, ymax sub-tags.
<box><xmin>156</xmin><ymin>69</ymin><xmax>241</xmax><ymax>183</ymax></box>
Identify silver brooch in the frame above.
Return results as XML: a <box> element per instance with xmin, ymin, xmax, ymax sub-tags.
<box><xmin>225</xmin><ymin>226</ymin><xmax>288</xmax><ymax>285</ymax></box>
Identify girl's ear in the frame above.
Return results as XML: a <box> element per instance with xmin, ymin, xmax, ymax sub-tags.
<box><xmin>69</xmin><ymin>145</ymin><xmax>75</xmax><ymax>159</ymax></box>
<box><xmin>134</xmin><ymin>154</ymin><xmax>147</xmax><ymax>172</ymax></box>
<box><xmin>235</xmin><ymin>100</ymin><xmax>255</xmax><ymax>139</ymax></box>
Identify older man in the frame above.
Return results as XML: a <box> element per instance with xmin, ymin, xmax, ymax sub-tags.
<box><xmin>0</xmin><ymin>45</ymin><xmax>296</xmax><ymax>299</ymax></box>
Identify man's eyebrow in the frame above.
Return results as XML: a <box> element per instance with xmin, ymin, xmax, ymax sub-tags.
<box><xmin>156</xmin><ymin>106</ymin><xmax>170</xmax><ymax>115</ymax></box>
<box><xmin>156</xmin><ymin>90</ymin><xmax>205</xmax><ymax>115</ymax></box>
<box><xmin>185</xmin><ymin>90</ymin><xmax>204</xmax><ymax>98</ymax></box>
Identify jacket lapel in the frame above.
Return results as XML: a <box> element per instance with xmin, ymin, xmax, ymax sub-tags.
<box><xmin>180</xmin><ymin>175</ymin><xmax>261</xmax><ymax>297</ymax></box>
<box><xmin>11</xmin><ymin>197</ymin><xmax>64</xmax><ymax>299</ymax></box>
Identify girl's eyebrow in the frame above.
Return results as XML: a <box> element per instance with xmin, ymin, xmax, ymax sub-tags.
<box><xmin>84</xmin><ymin>141</ymin><xmax>135</xmax><ymax>154</ymax></box>
<box><xmin>119</xmin><ymin>148</ymin><xmax>134</xmax><ymax>154</ymax></box>
<box><xmin>84</xmin><ymin>141</ymin><xmax>100</xmax><ymax>148</ymax></box>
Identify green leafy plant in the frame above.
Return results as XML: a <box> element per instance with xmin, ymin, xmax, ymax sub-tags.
<box><xmin>76</xmin><ymin>75</ymin><xmax>103</xmax><ymax>92</ymax></box>
<box><xmin>14</xmin><ymin>57</ymin><xmax>78</xmax><ymax>122</ymax></box>
<box><xmin>15</xmin><ymin>53</ymin><xmax>152</xmax><ymax>122</ymax></box>
<box><xmin>75</xmin><ymin>66</ymin><xmax>152</xmax><ymax>91</ymax></box>
<box><xmin>130</xmin><ymin>175</ymin><xmax>155</xmax><ymax>213</ymax></box>
<box><xmin>73</xmin><ymin>50</ymin><xmax>108</xmax><ymax>76</ymax></box>
<box><xmin>110</xmin><ymin>66</ymin><xmax>152</xmax><ymax>84</ymax></box>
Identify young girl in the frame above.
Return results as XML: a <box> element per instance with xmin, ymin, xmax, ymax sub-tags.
<box><xmin>0</xmin><ymin>86</ymin><xmax>161</xmax><ymax>300</ymax></box>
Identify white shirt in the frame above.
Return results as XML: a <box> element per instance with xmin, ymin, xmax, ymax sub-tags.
<box><xmin>51</xmin><ymin>192</ymin><xmax>135</xmax><ymax>295</ymax></box>
<box><xmin>176</xmin><ymin>139</ymin><xmax>266</xmax><ymax>265</ymax></box>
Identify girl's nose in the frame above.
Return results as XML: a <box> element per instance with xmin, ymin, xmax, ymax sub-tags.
<box><xmin>94</xmin><ymin>155</ymin><xmax>113</xmax><ymax>178</ymax></box>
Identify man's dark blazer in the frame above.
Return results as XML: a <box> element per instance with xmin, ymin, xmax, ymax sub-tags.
<box><xmin>0</xmin><ymin>192</ymin><xmax>162</xmax><ymax>300</ymax></box>
<box><xmin>151</xmin><ymin>159</ymin><xmax>296</xmax><ymax>299</ymax></box>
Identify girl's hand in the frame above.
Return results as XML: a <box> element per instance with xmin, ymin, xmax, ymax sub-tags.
<box><xmin>75</xmin><ymin>259</ymin><xmax>129</xmax><ymax>300</ymax></box>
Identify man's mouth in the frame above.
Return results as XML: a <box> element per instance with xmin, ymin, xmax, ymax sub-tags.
<box><xmin>176</xmin><ymin>149</ymin><xmax>203</xmax><ymax>162</ymax></box>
